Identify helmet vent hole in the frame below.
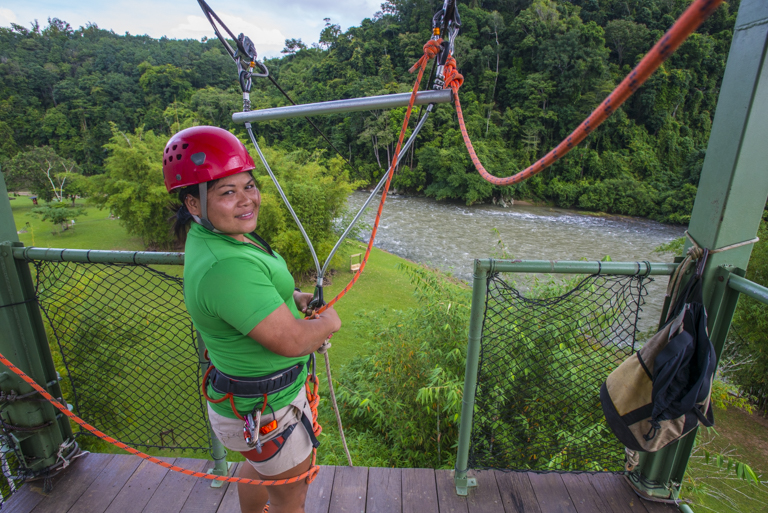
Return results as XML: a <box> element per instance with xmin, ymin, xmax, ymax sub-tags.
<box><xmin>176</xmin><ymin>154</ymin><xmax>182</xmax><ymax>161</ymax></box>
<box><xmin>182</xmin><ymin>143</ymin><xmax>189</xmax><ymax>149</ymax></box>
<box><xmin>165</xmin><ymin>148</ymin><xmax>169</xmax><ymax>153</ymax></box>
<box><xmin>172</xmin><ymin>144</ymin><xmax>177</xmax><ymax>150</ymax></box>
<box><xmin>190</xmin><ymin>152</ymin><xmax>206</xmax><ymax>166</ymax></box>
<box><xmin>163</xmin><ymin>159</ymin><xmax>166</xmax><ymax>165</ymax></box>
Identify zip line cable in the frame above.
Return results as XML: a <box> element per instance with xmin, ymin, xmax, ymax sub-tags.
<box><xmin>316</xmin><ymin>41</ymin><xmax>443</xmax><ymax>313</ymax></box>
<box><xmin>449</xmin><ymin>0</ymin><xmax>724</xmax><ymax>185</ymax></box>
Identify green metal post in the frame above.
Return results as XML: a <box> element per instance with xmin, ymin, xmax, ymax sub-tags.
<box><xmin>631</xmin><ymin>0</ymin><xmax>768</xmax><ymax>498</ymax></box>
<box><xmin>0</xmin><ymin>175</ymin><xmax>72</xmax><ymax>471</ymax></box>
<box><xmin>454</xmin><ymin>259</ymin><xmax>490</xmax><ymax>495</ymax></box>
<box><xmin>196</xmin><ymin>331</ymin><xmax>232</xmax><ymax>486</ymax></box>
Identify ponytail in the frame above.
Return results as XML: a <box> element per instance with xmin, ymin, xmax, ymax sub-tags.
<box><xmin>170</xmin><ymin>184</ymin><xmax>203</xmax><ymax>244</ymax></box>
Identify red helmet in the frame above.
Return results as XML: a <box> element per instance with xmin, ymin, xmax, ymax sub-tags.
<box><xmin>162</xmin><ymin>126</ymin><xmax>256</xmax><ymax>192</ymax></box>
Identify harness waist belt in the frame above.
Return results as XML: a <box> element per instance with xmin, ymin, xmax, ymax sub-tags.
<box><xmin>208</xmin><ymin>363</ymin><xmax>304</xmax><ymax>398</ymax></box>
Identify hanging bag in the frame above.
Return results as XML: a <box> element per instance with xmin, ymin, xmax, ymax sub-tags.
<box><xmin>600</xmin><ymin>253</ymin><xmax>716</xmax><ymax>452</ymax></box>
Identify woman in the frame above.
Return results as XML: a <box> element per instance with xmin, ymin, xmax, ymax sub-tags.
<box><xmin>163</xmin><ymin>126</ymin><xmax>341</xmax><ymax>513</ymax></box>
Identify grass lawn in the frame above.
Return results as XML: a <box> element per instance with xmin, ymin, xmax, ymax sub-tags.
<box><xmin>682</xmin><ymin>405</ymin><xmax>768</xmax><ymax>512</ymax></box>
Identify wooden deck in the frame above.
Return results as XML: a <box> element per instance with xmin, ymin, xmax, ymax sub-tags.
<box><xmin>3</xmin><ymin>453</ymin><xmax>676</xmax><ymax>513</ymax></box>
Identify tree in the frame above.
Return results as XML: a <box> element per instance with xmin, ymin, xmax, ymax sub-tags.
<box><xmin>89</xmin><ymin>125</ymin><xmax>175</xmax><ymax>249</ymax></box>
<box><xmin>319</xmin><ymin>18</ymin><xmax>341</xmax><ymax>50</ymax></box>
<box><xmin>33</xmin><ymin>202</ymin><xmax>86</xmax><ymax>233</ymax></box>
<box><xmin>282</xmin><ymin>38</ymin><xmax>307</xmax><ymax>54</ymax></box>
<box><xmin>604</xmin><ymin>20</ymin><xmax>650</xmax><ymax>66</ymax></box>
<box><xmin>3</xmin><ymin>147</ymin><xmax>79</xmax><ymax>202</ymax></box>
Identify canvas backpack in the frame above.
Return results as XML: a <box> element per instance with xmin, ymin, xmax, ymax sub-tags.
<box><xmin>600</xmin><ymin>271</ymin><xmax>716</xmax><ymax>453</ymax></box>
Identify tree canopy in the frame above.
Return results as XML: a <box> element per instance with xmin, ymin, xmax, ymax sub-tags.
<box><xmin>0</xmin><ymin>0</ymin><xmax>741</xmax><ymax>223</ymax></box>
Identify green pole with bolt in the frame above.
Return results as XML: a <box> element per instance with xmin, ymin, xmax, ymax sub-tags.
<box><xmin>630</xmin><ymin>0</ymin><xmax>768</xmax><ymax>498</ymax></box>
<box><xmin>454</xmin><ymin>258</ymin><xmax>491</xmax><ymax>495</ymax></box>
<box><xmin>0</xmin><ymin>173</ymin><xmax>73</xmax><ymax>471</ymax></box>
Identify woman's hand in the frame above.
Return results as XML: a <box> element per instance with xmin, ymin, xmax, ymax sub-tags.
<box><xmin>293</xmin><ymin>291</ymin><xmax>315</xmax><ymax>314</ymax></box>
<box><xmin>317</xmin><ymin>306</ymin><xmax>341</xmax><ymax>334</ymax></box>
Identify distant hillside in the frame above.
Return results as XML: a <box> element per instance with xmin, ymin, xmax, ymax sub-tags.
<box><xmin>0</xmin><ymin>0</ymin><xmax>740</xmax><ymax>223</ymax></box>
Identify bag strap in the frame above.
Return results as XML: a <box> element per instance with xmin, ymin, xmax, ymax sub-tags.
<box><xmin>692</xmin><ymin>402</ymin><xmax>714</xmax><ymax>428</ymax></box>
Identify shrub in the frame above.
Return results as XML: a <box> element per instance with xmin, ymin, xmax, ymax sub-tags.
<box><xmin>335</xmin><ymin>264</ymin><xmax>470</xmax><ymax>468</ymax></box>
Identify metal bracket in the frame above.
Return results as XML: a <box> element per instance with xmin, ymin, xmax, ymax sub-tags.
<box><xmin>208</xmin><ymin>461</ymin><xmax>234</xmax><ymax>488</ymax></box>
<box><xmin>454</xmin><ymin>472</ymin><xmax>478</xmax><ymax>496</ymax></box>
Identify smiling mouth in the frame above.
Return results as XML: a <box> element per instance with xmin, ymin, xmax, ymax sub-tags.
<box><xmin>236</xmin><ymin>212</ymin><xmax>254</xmax><ymax>220</ymax></box>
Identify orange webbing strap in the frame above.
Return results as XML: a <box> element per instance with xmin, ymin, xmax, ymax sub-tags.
<box><xmin>0</xmin><ymin>351</ymin><xmax>322</xmax><ymax>486</ymax></box>
<box><xmin>318</xmin><ymin>39</ymin><xmax>444</xmax><ymax>313</ymax></box>
<box><xmin>451</xmin><ymin>0</ymin><xmax>724</xmax><ymax>186</ymax></box>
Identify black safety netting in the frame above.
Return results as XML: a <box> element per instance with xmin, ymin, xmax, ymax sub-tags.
<box><xmin>30</xmin><ymin>260</ymin><xmax>210</xmax><ymax>452</ymax></box>
<box><xmin>0</xmin><ymin>441</ymin><xmax>24</xmax><ymax>507</ymax></box>
<box><xmin>468</xmin><ymin>272</ymin><xmax>652</xmax><ymax>473</ymax></box>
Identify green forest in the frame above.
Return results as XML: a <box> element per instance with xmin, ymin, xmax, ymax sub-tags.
<box><xmin>0</xmin><ymin>0</ymin><xmax>740</xmax><ymax>225</ymax></box>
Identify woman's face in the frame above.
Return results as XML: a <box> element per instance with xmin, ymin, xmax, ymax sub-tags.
<box><xmin>185</xmin><ymin>172</ymin><xmax>260</xmax><ymax>241</ymax></box>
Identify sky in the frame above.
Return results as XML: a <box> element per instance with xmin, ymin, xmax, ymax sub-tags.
<box><xmin>0</xmin><ymin>0</ymin><xmax>384</xmax><ymax>57</ymax></box>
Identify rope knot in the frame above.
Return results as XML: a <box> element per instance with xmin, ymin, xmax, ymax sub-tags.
<box><xmin>686</xmin><ymin>245</ymin><xmax>703</xmax><ymax>260</ymax></box>
<box><xmin>409</xmin><ymin>38</ymin><xmax>443</xmax><ymax>73</ymax></box>
<box><xmin>443</xmin><ymin>55</ymin><xmax>464</xmax><ymax>91</ymax></box>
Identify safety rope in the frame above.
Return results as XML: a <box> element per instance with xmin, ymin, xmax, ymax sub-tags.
<box><xmin>450</xmin><ymin>0</ymin><xmax>724</xmax><ymax>186</ymax></box>
<box><xmin>317</xmin><ymin>39</ymin><xmax>444</xmax><ymax>312</ymax></box>
<box><xmin>663</xmin><ymin>231</ymin><xmax>759</xmax><ymax>320</ymax></box>
<box><xmin>316</xmin><ymin>341</ymin><xmax>352</xmax><ymax>466</ymax></box>
<box><xmin>0</xmin><ymin>351</ymin><xmax>323</xmax><ymax>486</ymax></box>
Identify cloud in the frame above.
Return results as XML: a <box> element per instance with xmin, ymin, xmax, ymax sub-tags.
<box><xmin>1</xmin><ymin>0</ymin><xmax>384</xmax><ymax>57</ymax></box>
<box><xmin>0</xmin><ymin>8</ymin><xmax>18</xmax><ymax>26</ymax></box>
<box><xmin>171</xmin><ymin>13</ymin><xmax>286</xmax><ymax>56</ymax></box>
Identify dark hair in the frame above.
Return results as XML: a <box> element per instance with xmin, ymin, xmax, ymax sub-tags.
<box><xmin>170</xmin><ymin>171</ymin><xmax>255</xmax><ymax>243</ymax></box>
<box><xmin>171</xmin><ymin>181</ymin><xmax>218</xmax><ymax>243</ymax></box>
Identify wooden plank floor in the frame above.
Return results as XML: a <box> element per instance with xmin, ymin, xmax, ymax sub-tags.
<box><xmin>3</xmin><ymin>453</ymin><xmax>677</xmax><ymax>513</ymax></box>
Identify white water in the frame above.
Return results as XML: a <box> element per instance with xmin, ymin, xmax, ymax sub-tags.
<box><xmin>346</xmin><ymin>191</ymin><xmax>685</xmax><ymax>333</ymax></box>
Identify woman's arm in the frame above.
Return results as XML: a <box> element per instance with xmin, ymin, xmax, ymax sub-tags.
<box><xmin>247</xmin><ymin>304</ymin><xmax>341</xmax><ymax>358</ymax></box>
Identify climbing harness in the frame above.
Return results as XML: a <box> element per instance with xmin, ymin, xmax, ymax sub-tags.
<box><xmin>202</xmin><ymin>354</ymin><xmax>320</xmax><ymax>460</ymax></box>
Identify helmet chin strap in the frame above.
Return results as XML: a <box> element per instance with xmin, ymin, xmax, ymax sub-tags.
<box><xmin>195</xmin><ymin>183</ymin><xmax>223</xmax><ymax>233</ymax></box>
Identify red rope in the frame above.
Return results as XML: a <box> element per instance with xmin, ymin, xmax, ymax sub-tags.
<box><xmin>318</xmin><ymin>39</ymin><xmax>444</xmax><ymax>313</ymax></box>
<box><xmin>451</xmin><ymin>0</ymin><xmax>724</xmax><ymax>186</ymax></box>
<box><xmin>0</xmin><ymin>351</ymin><xmax>322</xmax><ymax>486</ymax></box>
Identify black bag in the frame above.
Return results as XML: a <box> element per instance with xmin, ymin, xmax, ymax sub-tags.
<box><xmin>600</xmin><ymin>267</ymin><xmax>716</xmax><ymax>452</ymax></box>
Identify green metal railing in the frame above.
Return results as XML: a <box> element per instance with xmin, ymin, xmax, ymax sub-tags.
<box><xmin>454</xmin><ymin>258</ymin><xmax>768</xmax><ymax>506</ymax></box>
<box><xmin>2</xmin><ymin>242</ymin><xmax>230</xmax><ymax>488</ymax></box>
<box><xmin>453</xmin><ymin>258</ymin><xmax>677</xmax><ymax>495</ymax></box>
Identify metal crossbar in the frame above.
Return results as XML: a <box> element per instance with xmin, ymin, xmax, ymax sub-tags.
<box><xmin>232</xmin><ymin>89</ymin><xmax>453</xmax><ymax>123</ymax></box>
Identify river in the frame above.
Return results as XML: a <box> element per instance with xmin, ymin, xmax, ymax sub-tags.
<box><xmin>346</xmin><ymin>191</ymin><xmax>686</xmax><ymax>334</ymax></box>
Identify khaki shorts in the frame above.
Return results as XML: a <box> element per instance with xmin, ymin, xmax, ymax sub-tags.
<box><xmin>207</xmin><ymin>386</ymin><xmax>314</xmax><ymax>477</ymax></box>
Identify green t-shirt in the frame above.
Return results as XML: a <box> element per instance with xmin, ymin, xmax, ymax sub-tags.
<box><xmin>183</xmin><ymin>222</ymin><xmax>308</xmax><ymax>419</ymax></box>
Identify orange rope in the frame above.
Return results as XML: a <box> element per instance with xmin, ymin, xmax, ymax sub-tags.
<box><xmin>0</xmin><ymin>351</ymin><xmax>322</xmax><ymax>486</ymax></box>
<box><xmin>317</xmin><ymin>39</ymin><xmax>444</xmax><ymax>313</ymax></box>
<box><xmin>451</xmin><ymin>0</ymin><xmax>724</xmax><ymax>186</ymax></box>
